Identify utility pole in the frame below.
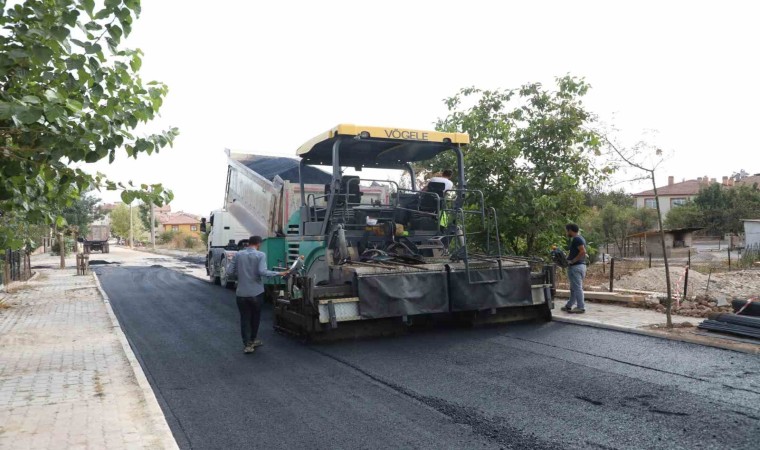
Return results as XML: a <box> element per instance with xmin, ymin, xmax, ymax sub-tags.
<box><xmin>150</xmin><ymin>200</ymin><xmax>156</xmax><ymax>250</ymax></box>
<box><xmin>129</xmin><ymin>202</ymin><xmax>134</xmax><ymax>249</ymax></box>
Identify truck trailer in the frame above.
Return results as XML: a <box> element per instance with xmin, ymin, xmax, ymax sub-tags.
<box><xmin>208</xmin><ymin>125</ymin><xmax>556</xmax><ymax>339</ymax></box>
<box><xmin>83</xmin><ymin>224</ymin><xmax>110</xmax><ymax>253</ymax></box>
<box><xmin>205</xmin><ymin>151</ymin><xmax>388</xmax><ymax>291</ymax></box>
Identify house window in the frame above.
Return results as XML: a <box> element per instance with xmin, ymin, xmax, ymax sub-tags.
<box><xmin>172</xmin><ymin>225</ymin><xmax>179</xmax><ymax>231</ymax></box>
<box><xmin>670</xmin><ymin>198</ymin><xmax>687</xmax><ymax>207</ymax></box>
<box><xmin>191</xmin><ymin>225</ymin><xmax>197</xmax><ymax>231</ymax></box>
<box><xmin>644</xmin><ymin>198</ymin><xmax>657</xmax><ymax>209</ymax></box>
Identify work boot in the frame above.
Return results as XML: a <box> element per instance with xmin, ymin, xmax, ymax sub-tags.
<box><xmin>560</xmin><ymin>306</ymin><xmax>572</xmax><ymax>312</ymax></box>
<box><xmin>243</xmin><ymin>343</ymin><xmax>255</xmax><ymax>354</ymax></box>
<box><xmin>253</xmin><ymin>339</ymin><xmax>263</xmax><ymax>348</ymax></box>
<box><xmin>569</xmin><ymin>308</ymin><xmax>586</xmax><ymax>314</ymax></box>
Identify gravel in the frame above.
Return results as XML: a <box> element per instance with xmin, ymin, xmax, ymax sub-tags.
<box><xmin>616</xmin><ymin>267</ymin><xmax>760</xmax><ymax>301</ymax></box>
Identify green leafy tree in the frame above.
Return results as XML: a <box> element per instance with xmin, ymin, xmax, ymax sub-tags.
<box><xmin>58</xmin><ymin>191</ymin><xmax>102</xmax><ymax>236</ymax></box>
<box><xmin>664</xmin><ymin>201</ymin><xmax>703</xmax><ymax>229</ymax></box>
<box><xmin>109</xmin><ymin>202</ymin><xmax>143</xmax><ymax>242</ymax></box>
<box><xmin>425</xmin><ymin>76</ymin><xmax>611</xmax><ymax>255</ymax></box>
<box><xmin>137</xmin><ymin>202</ymin><xmax>158</xmax><ymax>230</ymax></box>
<box><xmin>0</xmin><ymin>0</ymin><xmax>177</xmax><ymax>231</ymax></box>
<box><xmin>691</xmin><ymin>184</ymin><xmax>760</xmax><ymax>235</ymax></box>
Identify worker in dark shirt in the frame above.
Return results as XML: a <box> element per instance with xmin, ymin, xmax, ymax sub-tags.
<box><xmin>561</xmin><ymin>223</ymin><xmax>587</xmax><ymax>314</ymax></box>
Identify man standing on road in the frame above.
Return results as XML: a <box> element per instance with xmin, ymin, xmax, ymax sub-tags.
<box><xmin>227</xmin><ymin>236</ymin><xmax>286</xmax><ymax>354</ymax></box>
<box><xmin>561</xmin><ymin>223</ymin><xmax>587</xmax><ymax>314</ymax></box>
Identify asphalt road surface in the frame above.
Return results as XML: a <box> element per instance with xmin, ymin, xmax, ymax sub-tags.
<box><xmin>95</xmin><ymin>265</ymin><xmax>760</xmax><ymax>450</ymax></box>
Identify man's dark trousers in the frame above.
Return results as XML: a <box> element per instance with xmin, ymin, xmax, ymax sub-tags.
<box><xmin>236</xmin><ymin>295</ymin><xmax>263</xmax><ymax>345</ymax></box>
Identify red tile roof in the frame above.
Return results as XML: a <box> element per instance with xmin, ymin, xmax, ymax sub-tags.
<box><xmin>736</xmin><ymin>175</ymin><xmax>760</xmax><ymax>188</ymax></box>
<box><xmin>160</xmin><ymin>214</ymin><xmax>200</xmax><ymax>225</ymax></box>
<box><xmin>633</xmin><ymin>179</ymin><xmax>702</xmax><ymax>197</ymax></box>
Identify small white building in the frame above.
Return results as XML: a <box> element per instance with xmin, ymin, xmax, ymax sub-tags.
<box><xmin>744</xmin><ymin>219</ymin><xmax>760</xmax><ymax>249</ymax></box>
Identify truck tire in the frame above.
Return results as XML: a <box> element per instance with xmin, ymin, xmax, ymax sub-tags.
<box><xmin>104</xmin><ymin>243</ymin><xmax>110</xmax><ymax>254</ymax></box>
<box><xmin>209</xmin><ymin>263</ymin><xmax>221</xmax><ymax>285</ymax></box>
<box><xmin>220</xmin><ymin>265</ymin><xmax>235</xmax><ymax>290</ymax></box>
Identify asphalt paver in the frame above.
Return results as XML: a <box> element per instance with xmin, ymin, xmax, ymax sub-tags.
<box><xmin>95</xmin><ymin>266</ymin><xmax>760</xmax><ymax>450</ymax></box>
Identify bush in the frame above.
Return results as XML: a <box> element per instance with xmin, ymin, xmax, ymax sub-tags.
<box><xmin>183</xmin><ymin>235</ymin><xmax>198</xmax><ymax>249</ymax></box>
<box><xmin>51</xmin><ymin>238</ymin><xmax>74</xmax><ymax>255</ymax></box>
<box><xmin>159</xmin><ymin>230</ymin><xmax>177</xmax><ymax>244</ymax></box>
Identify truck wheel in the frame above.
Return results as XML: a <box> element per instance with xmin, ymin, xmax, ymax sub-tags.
<box><xmin>209</xmin><ymin>264</ymin><xmax>221</xmax><ymax>285</ymax></box>
<box><xmin>220</xmin><ymin>266</ymin><xmax>234</xmax><ymax>290</ymax></box>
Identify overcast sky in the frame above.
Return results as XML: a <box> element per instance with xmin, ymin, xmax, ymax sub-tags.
<box><xmin>86</xmin><ymin>0</ymin><xmax>758</xmax><ymax>215</ymax></box>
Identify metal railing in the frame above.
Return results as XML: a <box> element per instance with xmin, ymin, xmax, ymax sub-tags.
<box><xmin>1</xmin><ymin>250</ymin><xmax>32</xmax><ymax>286</ymax></box>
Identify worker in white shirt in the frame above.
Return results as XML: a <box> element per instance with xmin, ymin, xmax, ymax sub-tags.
<box><xmin>426</xmin><ymin>169</ymin><xmax>454</xmax><ymax>192</ymax></box>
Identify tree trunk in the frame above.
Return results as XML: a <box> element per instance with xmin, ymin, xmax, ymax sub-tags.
<box><xmin>58</xmin><ymin>232</ymin><xmax>65</xmax><ymax>269</ymax></box>
<box><xmin>652</xmin><ymin>174</ymin><xmax>672</xmax><ymax>328</ymax></box>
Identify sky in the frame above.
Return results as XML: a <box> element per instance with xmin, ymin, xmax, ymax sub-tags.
<box><xmin>87</xmin><ymin>0</ymin><xmax>759</xmax><ymax>215</ymax></box>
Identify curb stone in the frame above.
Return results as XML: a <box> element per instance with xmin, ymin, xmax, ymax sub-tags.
<box><xmin>92</xmin><ymin>271</ymin><xmax>179</xmax><ymax>449</ymax></box>
<box><xmin>553</xmin><ymin>316</ymin><xmax>760</xmax><ymax>355</ymax></box>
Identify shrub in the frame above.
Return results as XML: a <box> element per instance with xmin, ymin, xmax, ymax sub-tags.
<box><xmin>159</xmin><ymin>230</ymin><xmax>177</xmax><ymax>245</ymax></box>
<box><xmin>183</xmin><ymin>235</ymin><xmax>198</xmax><ymax>249</ymax></box>
<box><xmin>51</xmin><ymin>238</ymin><xmax>74</xmax><ymax>255</ymax></box>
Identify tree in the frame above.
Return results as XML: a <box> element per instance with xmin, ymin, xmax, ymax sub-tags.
<box><xmin>663</xmin><ymin>184</ymin><xmax>760</xmax><ymax>234</ymax></box>
<box><xmin>664</xmin><ymin>201</ymin><xmax>703</xmax><ymax>229</ymax></box>
<box><xmin>0</xmin><ymin>0</ymin><xmax>177</xmax><ymax>230</ymax></box>
<box><xmin>137</xmin><ymin>202</ymin><xmax>158</xmax><ymax>231</ymax></box>
<box><xmin>109</xmin><ymin>202</ymin><xmax>143</xmax><ymax>243</ymax></box>
<box><xmin>425</xmin><ymin>76</ymin><xmax>611</xmax><ymax>255</ymax></box>
<box><xmin>604</xmin><ymin>136</ymin><xmax>676</xmax><ymax>328</ymax></box>
<box><xmin>58</xmin><ymin>191</ymin><xmax>103</xmax><ymax>237</ymax></box>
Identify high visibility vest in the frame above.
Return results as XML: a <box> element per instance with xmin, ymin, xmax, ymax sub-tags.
<box><xmin>439</xmin><ymin>211</ymin><xmax>450</xmax><ymax>228</ymax></box>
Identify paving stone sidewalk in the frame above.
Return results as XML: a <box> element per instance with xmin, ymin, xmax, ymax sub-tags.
<box><xmin>553</xmin><ymin>302</ymin><xmax>760</xmax><ymax>354</ymax></box>
<box><xmin>0</xmin><ymin>265</ymin><xmax>177</xmax><ymax>449</ymax></box>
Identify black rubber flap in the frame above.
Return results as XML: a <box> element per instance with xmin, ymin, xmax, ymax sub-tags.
<box><xmin>357</xmin><ymin>271</ymin><xmax>449</xmax><ymax>319</ymax></box>
<box><xmin>449</xmin><ymin>266</ymin><xmax>533</xmax><ymax>312</ymax></box>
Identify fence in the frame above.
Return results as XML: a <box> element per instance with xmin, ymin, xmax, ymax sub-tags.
<box><xmin>556</xmin><ymin>245</ymin><xmax>760</xmax><ymax>302</ymax></box>
<box><xmin>0</xmin><ymin>249</ymin><xmax>33</xmax><ymax>287</ymax></box>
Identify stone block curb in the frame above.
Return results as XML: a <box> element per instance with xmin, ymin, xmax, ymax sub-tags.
<box><xmin>92</xmin><ymin>271</ymin><xmax>179</xmax><ymax>449</ymax></box>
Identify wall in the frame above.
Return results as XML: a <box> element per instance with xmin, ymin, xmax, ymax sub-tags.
<box><xmin>745</xmin><ymin>222</ymin><xmax>760</xmax><ymax>248</ymax></box>
<box><xmin>163</xmin><ymin>223</ymin><xmax>200</xmax><ymax>237</ymax></box>
<box><xmin>634</xmin><ymin>195</ymin><xmax>695</xmax><ymax>219</ymax></box>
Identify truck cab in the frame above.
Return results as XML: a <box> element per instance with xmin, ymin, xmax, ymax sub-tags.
<box><xmin>205</xmin><ymin>210</ymin><xmax>250</xmax><ymax>287</ymax></box>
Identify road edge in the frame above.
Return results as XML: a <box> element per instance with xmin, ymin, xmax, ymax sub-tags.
<box><xmin>553</xmin><ymin>316</ymin><xmax>759</xmax><ymax>355</ymax></box>
<box><xmin>92</xmin><ymin>271</ymin><xmax>180</xmax><ymax>450</ymax></box>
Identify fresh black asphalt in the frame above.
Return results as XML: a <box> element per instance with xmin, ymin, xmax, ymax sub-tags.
<box><xmin>95</xmin><ymin>265</ymin><xmax>760</xmax><ymax>450</ymax></box>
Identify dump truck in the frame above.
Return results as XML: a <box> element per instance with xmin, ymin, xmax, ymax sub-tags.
<box><xmin>83</xmin><ymin>224</ymin><xmax>110</xmax><ymax>253</ymax></box>
<box><xmin>259</xmin><ymin>124</ymin><xmax>556</xmax><ymax>339</ymax></box>
<box><xmin>205</xmin><ymin>151</ymin><xmax>389</xmax><ymax>290</ymax></box>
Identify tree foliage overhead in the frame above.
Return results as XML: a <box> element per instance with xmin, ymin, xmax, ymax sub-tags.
<box><xmin>424</xmin><ymin>76</ymin><xmax>611</xmax><ymax>255</ymax></box>
<box><xmin>0</xmin><ymin>0</ymin><xmax>178</xmax><ymax>229</ymax></box>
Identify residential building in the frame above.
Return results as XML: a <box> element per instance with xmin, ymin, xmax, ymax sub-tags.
<box><xmin>632</xmin><ymin>176</ymin><xmax>703</xmax><ymax>218</ymax></box>
<box><xmin>627</xmin><ymin>227</ymin><xmax>702</xmax><ymax>258</ymax></box>
<box><xmin>160</xmin><ymin>213</ymin><xmax>201</xmax><ymax>236</ymax></box>
<box><xmin>735</xmin><ymin>174</ymin><xmax>760</xmax><ymax>189</ymax></box>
